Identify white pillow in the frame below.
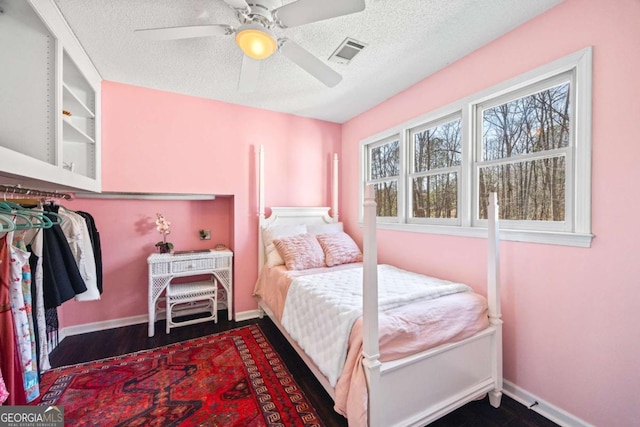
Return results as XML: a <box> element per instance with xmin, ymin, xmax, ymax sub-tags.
<box><xmin>307</xmin><ymin>222</ymin><xmax>343</xmax><ymax>235</ymax></box>
<box><xmin>262</xmin><ymin>224</ymin><xmax>307</xmax><ymax>267</ymax></box>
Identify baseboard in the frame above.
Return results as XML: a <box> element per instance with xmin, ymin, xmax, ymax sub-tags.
<box><xmin>62</xmin><ymin>309</ymin><xmax>263</xmax><ymax>338</ymax></box>
<box><xmin>503</xmin><ymin>380</ymin><xmax>594</xmax><ymax>427</ymax></box>
<box><xmin>62</xmin><ymin>314</ymin><xmax>149</xmax><ymax>337</ymax></box>
<box><xmin>235</xmin><ymin>309</ymin><xmax>261</xmax><ymax>322</ymax></box>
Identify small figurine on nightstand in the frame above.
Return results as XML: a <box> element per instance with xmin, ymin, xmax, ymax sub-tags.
<box><xmin>155</xmin><ymin>213</ymin><xmax>174</xmax><ymax>254</ymax></box>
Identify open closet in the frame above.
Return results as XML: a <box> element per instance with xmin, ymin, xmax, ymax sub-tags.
<box><xmin>0</xmin><ymin>184</ymin><xmax>102</xmax><ymax>405</ymax></box>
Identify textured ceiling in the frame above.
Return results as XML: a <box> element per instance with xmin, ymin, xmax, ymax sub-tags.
<box><xmin>53</xmin><ymin>0</ymin><xmax>563</xmax><ymax>123</ymax></box>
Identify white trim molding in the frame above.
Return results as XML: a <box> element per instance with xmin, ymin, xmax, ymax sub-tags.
<box><xmin>503</xmin><ymin>380</ymin><xmax>595</xmax><ymax>427</ymax></box>
<box><xmin>360</xmin><ymin>222</ymin><xmax>594</xmax><ymax>248</ymax></box>
<box><xmin>61</xmin><ymin>314</ymin><xmax>150</xmax><ymax>337</ymax></box>
<box><xmin>234</xmin><ymin>309</ymin><xmax>262</xmax><ymax>322</ymax></box>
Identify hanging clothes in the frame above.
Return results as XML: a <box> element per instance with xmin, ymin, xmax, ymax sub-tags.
<box><xmin>25</xmin><ymin>224</ymin><xmax>51</xmax><ymax>374</ymax></box>
<box><xmin>0</xmin><ymin>190</ymin><xmax>86</xmax><ymax>402</ymax></box>
<box><xmin>0</xmin><ymin>234</ymin><xmax>27</xmax><ymax>405</ymax></box>
<box><xmin>41</xmin><ymin>209</ymin><xmax>87</xmax><ymax>308</ymax></box>
<box><xmin>57</xmin><ymin>207</ymin><xmax>100</xmax><ymax>301</ymax></box>
<box><xmin>7</xmin><ymin>233</ymin><xmax>32</xmax><ymax>366</ymax></box>
<box><xmin>7</xmin><ymin>231</ymin><xmax>38</xmax><ymax>404</ymax></box>
<box><xmin>13</xmin><ymin>234</ymin><xmax>39</xmax><ymax>402</ymax></box>
<box><xmin>76</xmin><ymin>211</ymin><xmax>103</xmax><ymax>294</ymax></box>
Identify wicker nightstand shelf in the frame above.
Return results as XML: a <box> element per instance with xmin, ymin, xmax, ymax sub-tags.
<box><xmin>147</xmin><ymin>249</ymin><xmax>233</xmax><ymax>337</ymax></box>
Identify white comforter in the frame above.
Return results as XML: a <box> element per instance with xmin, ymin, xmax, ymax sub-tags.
<box><xmin>280</xmin><ymin>264</ymin><xmax>472</xmax><ymax>386</ymax></box>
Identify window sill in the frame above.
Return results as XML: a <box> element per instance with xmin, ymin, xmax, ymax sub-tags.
<box><xmin>358</xmin><ymin>222</ymin><xmax>594</xmax><ymax>248</ymax></box>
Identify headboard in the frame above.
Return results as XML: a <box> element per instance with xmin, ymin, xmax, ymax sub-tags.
<box><xmin>258</xmin><ymin>207</ymin><xmax>335</xmax><ymax>270</ymax></box>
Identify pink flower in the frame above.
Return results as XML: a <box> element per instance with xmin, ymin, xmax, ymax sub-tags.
<box><xmin>155</xmin><ymin>213</ymin><xmax>171</xmax><ymax>236</ymax></box>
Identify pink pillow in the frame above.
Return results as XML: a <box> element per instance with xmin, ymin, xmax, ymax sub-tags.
<box><xmin>262</xmin><ymin>224</ymin><xmax>307</xmax><ymax>267</ymax></box>
<box><xmin>273</xmin><ymin>233</ymin><xmax>326</xmax><ymax>270</ymax></box>
<box><xmin>316</xmin><ymin>232</ymin><xmax>363</xmax><ymax>267</ymax></box>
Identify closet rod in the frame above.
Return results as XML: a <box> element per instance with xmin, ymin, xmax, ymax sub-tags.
<box><xmin>0</xmin><ymin>184</ymin><xmax>73</xmax><ymax>200</ymax></box>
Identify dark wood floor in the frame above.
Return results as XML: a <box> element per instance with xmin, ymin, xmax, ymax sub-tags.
<box><xmin>49</xmin><ymin>313</ymin><xmax>558</xmax><ymax>427</ymax></box>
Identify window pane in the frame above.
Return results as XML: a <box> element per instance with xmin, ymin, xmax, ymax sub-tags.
<box><xmin>374</xmin><ymin>181</ymin><xmax>397</xmax><ymax>217</ymax></box>
<box><xmin>413</xmin><ymin>119</ymin><xmax>461</xmax><ymax>172</ymax></box>
<box><xmin>482</xmin><ymin>82</ymin><xmax>570</xmax><ymax>161</ymax></box>
<box><xmin>412</xmin><ymin>173</ymin><xmax>458</xmax><ymax>218</ymax></box>
<box><xmin>478</xmin><ymin>156</ymin><xmax>565</xmax><ymax>221</ymax></box>
<box><xmin>370</xmin><ymin>140</ymin><xmax>399</xmax><ymax>179</ymax></box>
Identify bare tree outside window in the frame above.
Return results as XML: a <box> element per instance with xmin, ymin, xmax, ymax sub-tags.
<box><xmin>369</xmin><ymin>139</ymin><xmax>399</xmax><ymax>217</ymax></box>
<box><xmin>478</xmin><ymin>82</ymin><xmax>570</xmax><ymax>221</ymax></box>
<box><xmin>411</xmin><ymin>119</ymin><xmax>461</xmax><ymax>218</ymax></box>
<box><xmin>374</xmin><ymin>181</ymin><xmax>398</xmax><ymax>217</ymax></box>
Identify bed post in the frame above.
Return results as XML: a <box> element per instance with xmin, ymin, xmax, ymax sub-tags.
<box><xmin>259</xmin><ymin>145</ymin><xmax>265</xmax><ymax>221</ymax></box>
<box><xmin>487</xmin><ymin>192</ymin><xmax>503</xmax><ymax>407</ymax></box>
<box><xmin>332</xmin><ymin>153</ymin><xmax>339</xmax><ymax>222</ymax></box>
<box><xmin>257</xmin><ymin>145</ymin><xmax>266</xmax><ymax>319</ymax></box>
<box><xmin>362</xmin><ymin>184</ymin><xmax>381</xmax><ymax>427</ymax></box>
<box><xmin>258</xmin><ymin>145</ymin><xmax>266</xmax><ymax>266</ymax></box>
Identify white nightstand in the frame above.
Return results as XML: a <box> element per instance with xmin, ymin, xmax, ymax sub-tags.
<box><xmin>147</xmin><ymin>249</ymin><xmax>233</xmax><ymax>337</ymax></box>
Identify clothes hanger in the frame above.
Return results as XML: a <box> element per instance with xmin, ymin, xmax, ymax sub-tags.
<box><xmin>0</xmin><ymin>188</ymin><xmax>66</xmax><ymax>227</ymax></box>
<box><xmin>0</xmin><ymin>200</ymin><xmax>53</xmax><ymax>229</ymax></box>
<box><xmin>42</xmin><ymin>208</ymin><xmax>63</xmax><ymax>226</ymax></box>
<box><xmin>10</xmin><ymin>195</ymin><xmax>64</xmax><ymax>226</ymax></box>
<box><xmin>0</xmin><ymin>203</ymin><xmax>33</xmax><ymax>230</ymax></box>
<box><xmin>53</xmin><ymin>199</ymin><xmax>77</xmax><ymax>214</ymax></box>
<box><xmin>0</xmin><ymin>213</ymin><xmax>17</xmax><ymax>232</ymax></box>
<box><xmin>0</xmin><ymin>191</ymin><xmax>18</xmax><ymax>232</ymax></box>
<box><xmin>0</xmin><ymin>189</ymin><xmax>42</xmax><ymax>229</ymax></box>
<box><xmin>41</xmin><ymin>200</ymin><xmax>65</xmax><ymax>225</ymax></box>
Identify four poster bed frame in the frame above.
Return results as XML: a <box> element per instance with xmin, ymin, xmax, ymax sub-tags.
<box><xmin>255</xmin><ymin>146</ymin><xmax>503</xmax><ymax>426</ymax></box>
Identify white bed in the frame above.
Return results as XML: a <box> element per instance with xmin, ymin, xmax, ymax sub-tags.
<box><xmin>254</xmin><ymin>146</ymin><xmax>503</xmax><ymax>426</ymax></box>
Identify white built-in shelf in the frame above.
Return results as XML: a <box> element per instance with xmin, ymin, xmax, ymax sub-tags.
<box><xmin>0</xmin><ymin>0</ymin><xmax>101</xmax><ymax>192</ymax></box>
<box><xmin>63</xmin><ymin>116</ymin><xmax>95</xmax><ymax>144</ymax></box>
<box><xmin>62</xmin><ymin>83</ymin><xmax>95</xmax><ymax>118</ymax></box>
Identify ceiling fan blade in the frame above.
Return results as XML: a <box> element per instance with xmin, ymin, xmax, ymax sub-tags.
<box><xmin>222</xmin><ymin>0</ymin><xmax>250</xmax><ymax>12</ymax></box>
<box><xmin>238</xmin><ymin>55</ymin><xmax>261</xmax><ymax>93</ymax></box>
<box><xmin>135</xmin><ymin>24</ymin><xmax>232</xmax><ymax>40</ymax></box>
<box><xmin>279</xmin><ymin>39</ymin><xmax>342</xmax><ymax>88</ymax></box>
<box><xmin>274</xmin><ymin>0</ymin><xmax>365</xmax><ymax>28</ymax></box>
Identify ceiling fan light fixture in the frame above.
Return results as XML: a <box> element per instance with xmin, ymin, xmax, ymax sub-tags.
<box><xmin>235</xmin><ymin>24</ymin><xmax>277</xmax><ymax>60</ymax></box>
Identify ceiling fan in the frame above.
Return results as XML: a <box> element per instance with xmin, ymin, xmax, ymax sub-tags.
<box><xmin>135</xmin><ymin>0</ymin><xmax>366</xmax><ymax>92</ymax></box>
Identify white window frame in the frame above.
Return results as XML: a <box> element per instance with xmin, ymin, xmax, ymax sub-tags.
<box><xmin>363</xmin><ymin>133</ymin><xmax>404</xmax><ymax>223</ymax></box>
<box><xmin>474</xmin><ymin>72</ymin><xmax>574</xmax><ymax>233</ymax></box>
<box><xmin>359</xmin><ymin>47</ymin><xmax>593</xmax><ymax>247</ymax></box>
<box><xmin>407</xmin><ymin>113</ymin><xmax>463</xmax><ymax>226</ymax></box>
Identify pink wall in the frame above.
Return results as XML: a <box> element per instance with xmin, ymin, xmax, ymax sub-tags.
<box><xmin>59</xmin><ymin>197</ymin><xmax>231</xmax><ymax>325</ymax></box>
<box><xmin>341</xmin><ymin>0</ymin><xmax>640</xmax><ymax>426</ymax></box>
<box><xmin>59</xmin><ymin>81</ymin><xmax>341</xmax><ymax>325</ymax></box>
<box><xmin>56</xmin><ymin>1</ymin><xmax>640</xmax><ymax>424</ymax></box>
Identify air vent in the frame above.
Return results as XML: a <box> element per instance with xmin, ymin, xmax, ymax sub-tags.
<box><xmin>328</xmin><ymin>37</ymin><xmax>367</xmax><ymax>65</ymax></box>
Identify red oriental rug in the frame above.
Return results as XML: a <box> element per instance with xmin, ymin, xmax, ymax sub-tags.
<box><xmin>34</xmin><ymin>325</ymin><xmax>324</xmax><ymax>426</ymax></box>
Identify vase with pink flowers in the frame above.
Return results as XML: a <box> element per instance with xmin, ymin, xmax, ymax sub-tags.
<box><xmin>155</xmin><ymin>213</ymin><xmax>174</xmax><ymax>254</ymax></box>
